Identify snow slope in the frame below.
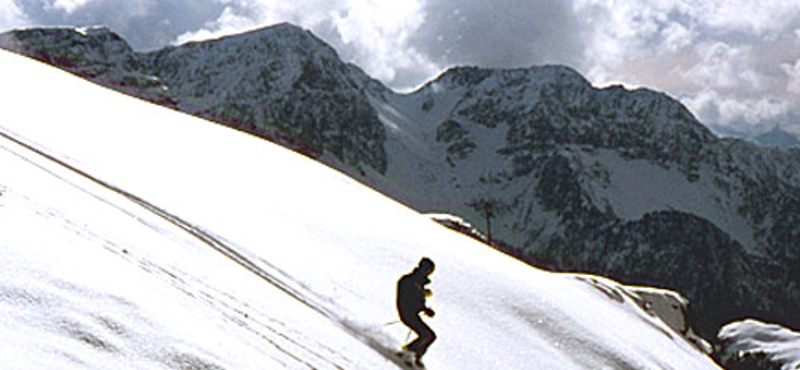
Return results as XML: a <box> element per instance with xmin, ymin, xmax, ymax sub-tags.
<box><xmin>0</xmin><ymin>50</ymin><xmax>719</xmax><ymax>369</ymax></box>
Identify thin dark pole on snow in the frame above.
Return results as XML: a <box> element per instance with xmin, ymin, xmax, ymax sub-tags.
<box><xmin>485</xmin><ymin>202</ymin><xmax>492</xmax><ymax>247</ymax></box>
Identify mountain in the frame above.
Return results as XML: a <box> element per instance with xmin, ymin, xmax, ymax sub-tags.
<box><xmin>2</xmin><ymin>24</ymin><xmax>799</xmax><ymax>340</ymax></box>
<box><xmin>754</xmin><ymin>125</ymin><xmax>800</xmax><ymax>149</ymax></box>
<box><xmin>372</xmin><ymin>68</ymin><xmax>800</xmax><ymax>337</ymax></box>
<box><xmin>0</xmin><ymin>26</ymin><xmax>172</xmax><ymax>104</ymax></box>
<box><xmin>0</xmin><ymin>49</ymin><xmax>721</xmax><ymax>369</ymax></box>
<box><xmin>708</xmin><ymin>123</ymin><xmax>800</xmax><ymax>149</ymax></box>
<box><xmin>0</xmin><ymin>24</ymin><xmax>388</xmax><ymax>171</ymax></box>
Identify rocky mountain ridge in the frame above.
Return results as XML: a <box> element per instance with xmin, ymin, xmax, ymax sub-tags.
<box><xmin>2</xmin><ymin>23</ymin><xmax>798</xmax><ymax>340</ymax></box>
<box><xmin>0</xmin><ymin>24</ymin><xmax>388</xmax><ymax>173</ymax></box>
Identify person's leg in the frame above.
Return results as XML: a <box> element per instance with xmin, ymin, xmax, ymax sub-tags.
<box><xmin>400</xmin><ymin>313</ymin><xmax>426</xmax><ymax>352</ymax></box>
<box><xmin>402</xmin><ymin>313</ymin><xmax>436</xmax><ymax>361</ymax></box>
<box><xmin>414</xmin><ymin>320</ymin><xmax>436</xmax><ymax>359</ymax></box>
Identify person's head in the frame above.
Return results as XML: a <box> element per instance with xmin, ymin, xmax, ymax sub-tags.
<box><xmin>417</xmin><ymin>257</ymin><xmax>435</xmax><ymax>276</ymax></box>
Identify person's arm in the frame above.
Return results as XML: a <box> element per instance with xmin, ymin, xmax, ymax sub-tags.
<box><xmin>421</xmin><ymin>282</ymin><xmax>434</xmax><ymax>317</ymax></box>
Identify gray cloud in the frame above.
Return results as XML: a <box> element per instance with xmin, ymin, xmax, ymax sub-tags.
<box><xmin>574</xmin><ymin>0</ymin><xmax>800</xmax><ymax>134</ymax></box>
<box><xmin>408</xmin><ymin>0</ymin><xmax>585</xmax><ymax>69</ymax></box>
<box><xmin>0</xmin><ymin>0</ymin><xmax>28</xmax><ymax>30</ymax></box>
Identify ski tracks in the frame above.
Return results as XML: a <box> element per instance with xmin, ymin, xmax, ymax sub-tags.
<box><xmin>0</xmin><ymin>127</ymin><xmax>326</xmax><ymax>316</ymax></box>
<box><xmin>0</xmin><ymin>126</ymin><xmax>404</xmax><ymax>370</ymax></box>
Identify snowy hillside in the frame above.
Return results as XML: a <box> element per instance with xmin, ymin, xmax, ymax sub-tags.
<box><xmin>0</xmin><ymin>50</ymin><xmax>723</xmax><ymax>369</ymax></box>
<box><xmin>3</xmin><ymin>23</ymin><xmax>798</xmax><ymax>341</ymax></box>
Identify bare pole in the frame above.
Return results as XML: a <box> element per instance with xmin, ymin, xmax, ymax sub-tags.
<box><xmin>485</xmin><ymin>202</ymin><xmax>492</xmax><ymax>247</ymax></box>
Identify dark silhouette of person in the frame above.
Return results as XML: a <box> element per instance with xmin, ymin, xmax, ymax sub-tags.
<box><xmin>397</xmin><ymin>257</ymin><xmax>437</xmax><ymax>366</ymax></box>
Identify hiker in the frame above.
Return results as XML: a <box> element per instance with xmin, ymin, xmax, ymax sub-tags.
<box><xmin>397</xmin><ymin>257</ymin><xmax>437</xmax><ymax>366</ymax></box>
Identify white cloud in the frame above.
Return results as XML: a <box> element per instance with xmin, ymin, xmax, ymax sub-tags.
<box><xmin>685</xmin><ymin>42</ymin><xmax>749</xmax><ymax>89</ymax></box>
<box><xmin>0</xmin><ymin>0</ymin><xmax>29</xmax><ymax>29</ymax></box>
<box><xmin>782</xmin><ymin>59</ymin><xmax>800</xmax><ymax>94</ymax></box>
<box><xmin>52</xmin><ymin>0</ymin><xmax>99</xmax><ymax>14</ymax></box>
<box><xmin>662</xmin><ymin>22</ymin><xmax>693</xmax><ymax>52</ymax></box>
<box><xmin>690</xmin><ymin>0</ymin><xmax>800</xmax><ymax>36</ymax></box>
<box><xmin>575</xmin><ymin>0</ymin><xmax>800</xmax><ymax>131</ymax></box>
<box><xmin>683</xmin><ymin>89</ymin><xmax>793</xmax><ymax>129</ymax></box>
<box><xmin>175</xmin><ymin>5</ymin><xmax>262</xmax><ymax>44</ymax></box>
<box><xmin>312</xmin><ymin>0</ymin><xmax>436</xmax><ymax>86</ymax></box>
<box><xmin>721</xmin><ymin>98</ymin><xmax>791</xmax><ymax>126</ymax></box>
<box><xmin>576</xmin><ymin>0</ymin><xmax>691</xmax><ymax>65</ymax></box>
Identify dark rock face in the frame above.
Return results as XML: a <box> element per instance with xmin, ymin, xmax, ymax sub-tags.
<box><xmin>720</xmin><ymin>351</ymin><xmax>783</xmax><ymax>370</ymax></box>
<box><xmin>537</xmin><ymin>210</ymin><xmax>792</xmax><ymax>337</ymax></box>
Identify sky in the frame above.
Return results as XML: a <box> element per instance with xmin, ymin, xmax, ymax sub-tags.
<box><xmin>3</xmin><ymin>0</ymin><xmax>800</xmax><ymax>135</ymax></box>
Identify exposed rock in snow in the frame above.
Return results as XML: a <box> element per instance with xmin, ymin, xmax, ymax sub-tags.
<box><xmin>718</xmin><ymin>319</ymin><xmax>800</xmax><ymax>370</ymax></box>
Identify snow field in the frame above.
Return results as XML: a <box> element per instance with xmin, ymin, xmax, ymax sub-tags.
<box><xmin>0</xmin><ymin>50</ymin><xmax>719</xmax><ymax>369</ymax></box>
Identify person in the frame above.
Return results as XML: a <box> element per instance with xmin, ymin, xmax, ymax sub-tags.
<box><xmin>396</xmin><ymin>257</ymin><xmax>437</xmax><ymax>366</ymax></box>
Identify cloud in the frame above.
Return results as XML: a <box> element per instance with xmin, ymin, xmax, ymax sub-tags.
<box><xmin>0</xmin><ymin>0</ymin><xmax>29</xmax><ymax>30</ymax></box>
<box><xmin>51</xmin><ymin>0</ymin><xmax>99</xmax><ymax>14</ymax></box>
<box><xmin>683</xmin><ymin>89</ymin><xmax>792</xmax><ymax>129</ymax></box>
<box><xmin>692</xmin><ymin>0</ymin><xmax>800</xmax><ymax>35</ymax></box>
<box><xmin>407</xmin><ymin>0</ymin><xmax>584</xmax><ymax>69</ymax></box>
<box><xmin>574</xmin><ymin>0</ymin><xmax>800</xmax><ymax>132</ymax></box>
<box><xmin>324</xmin><ymin>1</ymin><xmax>437</xmax><ymax>86</ymax></box>
<box><xmin>782</xmin><ymin>59</ymin><xmax>800</xmax><ymax>94</ymax></box>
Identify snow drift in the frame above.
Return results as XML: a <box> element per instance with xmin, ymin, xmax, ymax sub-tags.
<box><xmin>0</xmin><ymin>50</ymin><xmax>719</xmax><ymax>369</ymax></box>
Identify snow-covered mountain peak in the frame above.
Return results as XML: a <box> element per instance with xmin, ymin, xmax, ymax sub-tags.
<box><xmin>74</xmin><ymin>25</ymin><xmax>123</xmax><ymax>41</ymax></box>
<box><xmin>146</xmin><ymin>25</ymin><xmax>388</xmax><ymax>174</ymax></box>
<box><xmin>412</xmin><ymin>61</ymin><xmax>708</xmax><ymax>139</ymax></box>
<box><xmin>397</xmin><ymin>59</ymin><xmax>715</xmax><ymax>176</ymax></box>
<box><xmin>166</xmin><ymin>22</ymin><xmax>338</xmax><ymax>63</ymax></box>
<box><xmin>420</xmin><ymin>64</ymin><xmax>590</xmax><ymax>93</ymax></box>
